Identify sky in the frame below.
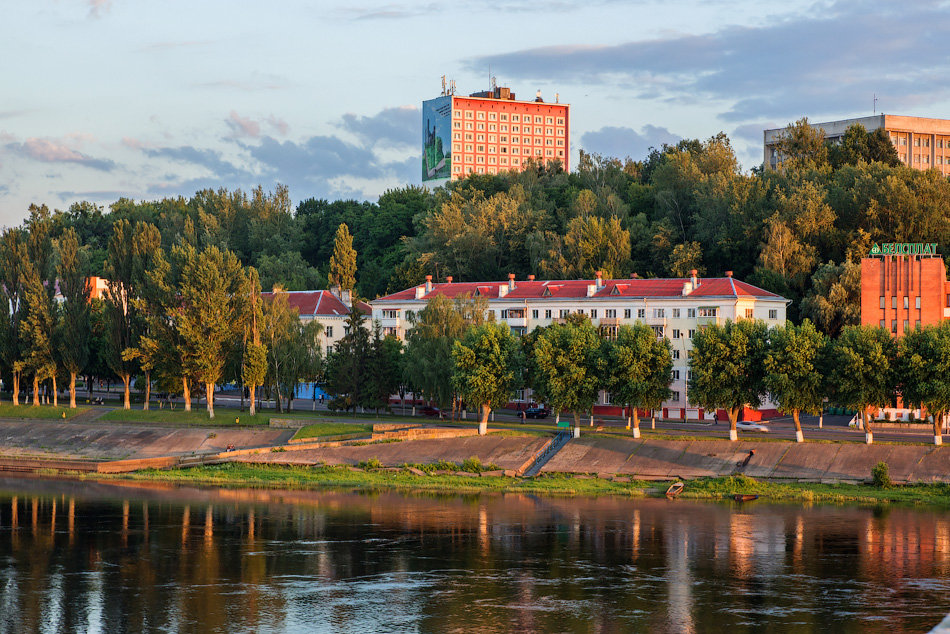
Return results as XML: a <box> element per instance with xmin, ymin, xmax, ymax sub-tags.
<box><xmin>2</xmin><ymin>0</ymin><xmax>950</xmax><ymax>226</ymax></box>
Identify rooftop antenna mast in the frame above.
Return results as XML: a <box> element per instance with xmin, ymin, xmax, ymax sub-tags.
<box><xmin>441</xmin><ymin>75</ymin><xmax>447</xmax><ymax>96</ymax></box>
<box><xmin>874</xmin><ymin>93</ymin><xmax>878</xmax><ymax>114</ymax></box>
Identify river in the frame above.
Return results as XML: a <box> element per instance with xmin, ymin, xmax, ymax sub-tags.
<box><xmin>0</xmin><ymin>476</ymin><xmax>947</xmax><ymax>632</ymax></box>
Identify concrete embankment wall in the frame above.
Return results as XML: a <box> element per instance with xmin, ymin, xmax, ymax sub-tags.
<box><xmin>542</xmin><ymin>437</ymin><xmax>950</xmax><ymax>483</ymax></box>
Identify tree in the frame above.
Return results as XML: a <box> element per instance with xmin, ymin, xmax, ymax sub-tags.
<box><xmin>688</xmin><ymin>319</ymin><xmax>768</xmax><ymax>441</ymax></box>
<box><xmin>275</xmin><ymin>319</ymin><xmax>322</xmax><ymax>412</ymax></box>
<box><xmin>0</xmin><ymin>229</ymin><xmax>28</xmax><ymax>405</ymax></box>
<box><xmin>20</xmin><ymin>206</ymin><xmax>58</xmax><ymax>406</ymax></box>
<box><xmin>605</xmin><ymin>323</ymin><xmax>672</xmax><ymax>438</ymax></box>
<box><xmin>829</xmin><ymin>324</ymin><xmax>897</xmax><ymax>444</ymax></box>
<box><xmin>261</xmin><ymin>286</ymin><xmax>299</xmax><ymax>412</ymax></box>
<box><xmin>176</xmin><ymin>245</ymin><xmax>246</xmax><ymax>418</ymax></box>
<box><xmin>800</xmin><ymin>260</ymin><xmax>861</xmax><ymax>338</ymax></box>
<box><xmin>57</xmin><ymin>228</ymin><xmax>91</xmax><ymax>408</ymax></box>
<box><xmin>326</xmin><ymin>308</ymin><xmax>369</xmax><ymax>413</ymax></box>
<box><xmin>526</xmin><ymin>314</ymin><xmax>603</xmax><ymax>432</ymax></box>
<box><xmin>452</xmin><ymin>322</ymin><xmax>523</xmax><ymax>435</ymax></box>
<box><xmin>241</xmin><ymin>268</ymin><xmax>267</xmax><ymax>416</ymax></box>
<box><xmin>365</xmin><ymin>324</ymin><xmax>403</xmax><ymax>415</ymax></box>
<box><xmin>328</xmin><ymin>223</ymin><xmax>357</xmax><ymax>291</ymax></box>
<box><xmin>773</xmin><ymin>117</ymin><xmax>828</xmax><ymax>170</ymax></box>
<box><xmin>763</xmin><ymin>320</ymin><xmax>828</xmax><ymax>442</ymax></box>
<box><xmin>898</xmin><ymin>323</ymin><xmax>950</xmax><ymax>445</ymax></box>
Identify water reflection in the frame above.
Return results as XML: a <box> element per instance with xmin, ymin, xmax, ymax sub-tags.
<box><xmin>0</xmin><ymin>477</ymin><xmax>947</xmax><ymax>632</ymax></box>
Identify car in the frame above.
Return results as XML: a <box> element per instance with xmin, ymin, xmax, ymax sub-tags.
<box><xmin>737</xmin><ymin>421</ymin><xmax>769</xmax><ymax>432</ymax></box>
<box><xmin>524</xmin><ymin>406</ymin><xmax>550</xmax><ymax>419</ymax></box>
<box><xmin>420</xmin><ymin>406</ymin><xmax>441</xmax><ymax>417</ymax></box>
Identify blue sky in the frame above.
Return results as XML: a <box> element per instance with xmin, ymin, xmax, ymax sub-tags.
<box><xmin>2</xmin><ymin>0</ymin><xmax>949</xmax><ymax>225</ymax></box>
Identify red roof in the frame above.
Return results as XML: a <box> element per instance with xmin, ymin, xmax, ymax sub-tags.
<box><xmin>261</xmin><ymin>290</ymin><xmax>357</xmax><ymax>317</ymax></box>
<box><xmin>374</xmin><ymin>276</ymin><xmax>782</xmax><ymax>302</ymax></box>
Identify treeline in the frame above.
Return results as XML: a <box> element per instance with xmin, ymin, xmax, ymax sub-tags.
<box><xmin>326</xmin><ymin>294</ymin><xmax>950</xmax><ymax>445</ymax></box>
<box><xmin>0</xmin><ymin>206</ymin><xmax>365</xmax><ymax>416</ymax></box>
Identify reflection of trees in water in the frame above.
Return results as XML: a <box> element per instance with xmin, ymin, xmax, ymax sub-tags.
<box><xmin>0</xmin><ymin>485</ymin><xmax>948</xmax><ymax>631</ymax></box>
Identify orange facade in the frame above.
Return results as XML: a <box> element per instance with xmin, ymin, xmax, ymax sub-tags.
<box><xmin>861</xmin><ymin>256</ymin><xmax>950</xmax><ymax>335</ymax></box>
<box><xmin>448</xmin><ymin>95</ymin><xmax>569</xmax><ymax>178</ymax></box>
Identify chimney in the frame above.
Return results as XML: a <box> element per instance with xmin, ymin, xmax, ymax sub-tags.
<box><xmin>446</xmin><ymin>276</ymin><xmax>453</xmax><ymax>284</ymax></box>
<box><xmin>415</xmin><ymin>286</ymin><xmax>425</xmax><ymax>299</ymax></box>
<box><xmin>508</xmin><ymin>273</ymin><xmax>516</xmax><ymax>291</ymax></box>
<box><xmin>425</xmin><ymin>275</ymin><xmax>433</xmax><ymax>293</ymax></box>
<box><xmin>595</xmin><ymin>270</ymin><xmax>604</xmax><ymax>289</ymax></box>
<box><xmin>528</xmin><ymin>274</ymin><xmax>536</xmax><ymax>281</ymax></box>
<box><xmin>725</xmin><ymin>271</ymin><xmax>733</xmax><ymax>278</ymax></box>
<box><xmin>341</xmin><ymin>289</ymin><xmax>352</xmax><ymax>308</ymax></box>
<box><xmin>691</xmin><ymin>269</ymin><xmax>699</xmax><ymax>288</ymax></box>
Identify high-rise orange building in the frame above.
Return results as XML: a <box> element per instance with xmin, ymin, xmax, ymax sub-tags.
<box><xmin>423</xmin><ymin>85</ymin><xmax>569</xmax><ymax>184</ymax></box>
<box><xmin>860</xmin><ymin>244</ymin><xmax>950</xmax><ymax>336</ymax></box>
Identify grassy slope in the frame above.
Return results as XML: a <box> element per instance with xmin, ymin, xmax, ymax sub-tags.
<box><xmin>0</xmin><ymin>404</ymin><xmax>89</xmax><ymax>420</ymax></box>
<box><xmin>292</xmin><ymin>423</ymin><xmax>373</xmax><ymax>440</ymax></box>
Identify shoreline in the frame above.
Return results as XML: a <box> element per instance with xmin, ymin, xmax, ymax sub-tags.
<box><xmin>87</xmin><ymin>462</ymin><xmax>950</xmax><ymax>507</ymax></box>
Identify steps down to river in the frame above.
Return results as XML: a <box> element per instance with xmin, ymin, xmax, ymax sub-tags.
<box><xmin>523</xmin><ymin>432</ymin><xmax>572</xmax><ymax>477</ymax></box>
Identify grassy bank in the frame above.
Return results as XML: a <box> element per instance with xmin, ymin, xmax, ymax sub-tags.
<box><xmin>99</xmin><ymin>408</ymin><xmax>346</xmax><ymax>426</ymax></box>
<box><xmin>101</xmin><ymin>463</ymin><xmax>950</xmax><ymax>505</ymax></box>
<box><xmin>292</xmin><ymin>423</ymin><xmax>373</xmax><ymax>440</ymax></box>
<box><xmin>0</xmin><ymin>403</ymin><xmax>88</xmax><ymax>420</ymax></box>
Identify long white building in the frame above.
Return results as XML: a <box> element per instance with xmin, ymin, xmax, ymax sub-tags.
<box><xmin>371</xmin><ymin>271</ymin><xmax>790</xmax><ymax>420</ymax></box>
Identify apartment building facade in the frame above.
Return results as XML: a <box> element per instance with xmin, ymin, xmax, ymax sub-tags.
<box><xmin>372</xmin><ymin>272</ymin><xmax>789</xmax><ymax>420</ymax></box>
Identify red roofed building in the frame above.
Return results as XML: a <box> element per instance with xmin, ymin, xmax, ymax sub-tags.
<box><xmin>372</xmin><ymin>271</ymin><xmax>790</xmax><ymax>420</ymax></box>
<box><xmin>262</xmin><ymin>288</ymin><xmax>371</xmax><ymax>356</ymax></box>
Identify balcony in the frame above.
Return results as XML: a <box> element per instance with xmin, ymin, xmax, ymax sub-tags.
<box><xmin>598</xmin><ymin>317</ymin><xmax>620</xmax><ymax>327</ymax></box>
<box><xmin>506</xmin><ymin>317</ymin><xmax>528</xmax><ymax>328</ymax></box>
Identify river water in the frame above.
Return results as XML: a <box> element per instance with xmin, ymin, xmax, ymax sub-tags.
<box><xmin>0</xmin><ymin>477</ymin><xmax>948</xmax><ymax>633</ymax></box>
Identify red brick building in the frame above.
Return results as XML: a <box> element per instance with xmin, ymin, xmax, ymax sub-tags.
<box><xmin>861</xmin><ymin>249</ymin><xmax>950</xmax><ymax>335</ymax></box>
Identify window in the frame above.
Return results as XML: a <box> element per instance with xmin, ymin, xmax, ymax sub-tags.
<box><xmin>532</xmin><ymin>309</ymin><xmax>539</xmax><ymax>319</ymax></box>
<box><xmin>511</xmin><ymin>115</ymin><xmax>519</xmax><ymax>122</ymax></box>
<box><xmin>672</xmin><ymin>308</ymin><xmax>681</xmax><ymax>318</ymax></box>
<box><xmin>605</xmin><ymin>309</ymin><xmax>616</xmax><ymax>318</ymax></box>
<box><xmin>590</xmin><ymin>309</ymin><xmax>598</xmax><ymax>319</ymax></box>
<box><xmin>477</xmin><ymin>112</ymin><xmax>485</xmax><ymax>120</ymax></box>
<box><xmin>671</xmin><ymin>391</ymin><xmax>680</xmax><ymax>402</ymax></box>
<box><xmin>651</xmin><ymin>326</ymin><xmax>664</xmax><ymax>338</ymax></box>
<box><xmin>892</xmin><ymin>319</ymin><xmax>898</xmax><ymax>333</ymax></box>
<box><xmin>687</xmin><ymin>308</ymin><xmax>696</xmax><ymax>318</ymax></box>
<box><xmin>637</xmin><ymin>308</ymin><xmax>646</xmax><ymax>319</ymax></box>
<box><xmin>653</xmin><ymin>308</ymin><xmax>665</xmax><ymax>318</ymax></box>
<box><xmin>560</xmin><ymin>309</ymin><xmax>570</xmax><ymax>318</ymax></box>
<box><xmin>688</xmin><ymin>329</ymin><xmax>696</xmax><ymax>339</ymax></box>
<box><xmin>382</xmin><ymin>309</ymin><xmax>398</xmax><ymax>319</ymax></box>
<box><xmin>500</xmin><ymin>309</ymin><xmax>509</xmax><ymax>319</ymax></box>
<box><xmin>325</xmin><ymin>326</ymin><xmax>333</xmax><ymax>338</ymax></box>
<box><xmin>465</xmin><ymin>111</ymin><xmax>474</xmax><ymax>119</ymax></box>
<box><xmin>673</xmin><ymin>329</ymin><xmax>681</xmax><ymax>338</ymax></box>
<box><xmin>904</xmin><ymin>296</ymin><xmax>909</xmax><ymax>309</ymax></box>
<box><xmin>880</xmin><ymin>319</ymin><xmax>885</xmax><ymax>328</ymax></box>
<box><xmin>672</xmin><ymin>370</ymin><xmax>680</xmax><ymax>381</ymax></box>
<box><xmin>698</xmin><ymin>308</ymin><xmax>717</xmax><ymax>317</ymax></box>
<box><xmin>768</xmin><ymin>309</ymin><xmax>777</xmax><ymax>319</ymax></box>
<box><xmin>687</xmin><ymin>370</ymin><xmax>693</xmax><ymax>381</ymax></box>
<box><xmin>545</xmin><ymin>309</ymin><xmax>552</xmax><ymax>319</ymax></box>
<box><xmin>488</xmin><ymin>113</ymin><xmax>496</xmax><ymax>121</ymax></box>
<box><xmin>603</xmin><ymin>392</ymin><xmax>612</xmax><ymax>405</ymax></box>
<box><xmin>624</xmin><ymin>309</ymin><xmax>632</xmax><ymax>319</ymax></box>
<box><xmin>916</xmin><ymin>296</ymin><xmax>921</xmax><ymax>309</ymax></box>
<box><xmin>500</xmin><ymin>114</ymin><xmax>508</xmax><ymax>121</ymax></box>
<box><xmin>326</xmin><ymin>345</ymin><xmax>333</xmax><ymax>355</ymax></box>
<box><xmin>672</xmin><ymin>350</ymin><xmax>680</xmax><ymax>360</ymax></box>
<box><xmin>916</xmin><ymin>319</ymin><xmax>921</xmax><ymax>329</ymax></box>
<box><xmin>892</xmin><ymin>296</ymin><xmax>897</xmax><ymax>309</ymax></box>
<box><xmin>744</xmin><ymin>308</ymin><xmax>754</xmax><ymax>319</ymax></box>
<box><xmin>880</xmin><ymin>296</ymin><xmax>885</xmax><ymax>309</ymax></box>
<box><xmin>903</xmin><ymin>319</ymin><xmax>909</xmax><ymax>332</ymax></box>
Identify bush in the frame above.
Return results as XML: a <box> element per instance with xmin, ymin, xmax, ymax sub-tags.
<box><xmin>872</xmin><ymin>461</ymin><xmax>892</xmax><ymax>489</ymax></box>
<box><xmin>461</xmin><ymin>456</ymin><xmax>483</xmax><ymax>473</ymax></box>
<box><xmin>359</xmin><ymin>457</ymin><xmax>383</xmax><ymax>470</ymax></box>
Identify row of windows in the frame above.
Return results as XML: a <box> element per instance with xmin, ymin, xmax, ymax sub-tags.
<box><xmin>881</xmin><ymin>319</ymin><xmax>922</xmax><ymax>333</ymax></box>
<box><xmin>454</xmin><ymin>134</ymin><xmax>565</xmax><ymax>147</ymax></box>
<box><xmin>456</xmin><ymin>110</ymin><xmax>565</xmax><ymax>125</ymax></box>
<box><xmin>454</xmin><ymin>121</ymin><xmax>566</xmax><ymax>135</ymax></box>
<box><xmin>880</xmin><ymin>295</ymin><xmax>923</xmax><ymax>309</ymax></box>
<box><xmin>454</xmin><ymin>150</ymin><xmax>564</xmax><ymax>165</ymax></box>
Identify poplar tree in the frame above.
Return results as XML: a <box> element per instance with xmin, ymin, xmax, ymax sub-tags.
<box><xmin>241</xmin><ymin>267</ymin><xmax>267</xmax><ymax>416</ymax></box>
<box><xmin>452</xmin><ymin>322</ymin><xmax>523</xmax><ymax>435</ymax></box>
<box><xmin>56</xmin><ymin>228</ymin><xmax>91</xmax><ymax>408</ymax></box>
<box><xmin>605</xmin><ymin>323</ymin><xmax>672</xmax><ymax>438</ymax></box>
<box><xmin>20</xmin><ymin>206</ymin><xmax>57</xmax><ymax>406</ymax></box>
<box><xmin>328</xmin><ymin>223</ymin><xmax>357</xmax><ymax>291</ymax></box>
<box><xmin>0</xmin><ymin>229</ymin><xmax>28</xmax><ymax>405</ymax></box>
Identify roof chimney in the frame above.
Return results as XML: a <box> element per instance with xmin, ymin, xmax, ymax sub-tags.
<box><xmin>595</xmin><ymin>270</ymin><xmax>604</xmax><ymax>289</ymax></box>
<box><xmin>508</xmin><ymin>273</ymin><xmax>515</xmax><ymax>291</ymax></box>
<box><xmin>528</xmin><ymin>274</ymin><xmax>535</xmax><ymax>281</ymax></box>
<box><xmin>425</xmin><ymin>275</ymin><xmax>433</xmax><ymax>293</ymax></box>
<box><xmin>446</xmin><ymin>276</ymin><xmax>453</xmax><ymax>284</ymax></box>
<box><xmin>690</xmin><ymin>269</ymin><xmax>699</xmax><ymax>288</ymax></box>
<box><xmin>725</xmin><ymin>270</ymin><xmax>733</xmax><ymax>278</ymax></box>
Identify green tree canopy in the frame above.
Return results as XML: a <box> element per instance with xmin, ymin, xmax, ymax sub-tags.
<box><xmin>829</xmin><ymin>324</ymin><xmax>897</xmax><ymax>443</ymax></box>
<box><xmin>604</xmin><ymin>323</ymin><xmax>672</xmax><ymax>437</ymax></box>
<box><xmin>898</xmin><ymin>322</ymin><xmax>950</xmax><ymax>444</ymax></box>
<box><xmin>763</xmin><ymin>320</ymin><xmax>828</xmax><ymax>442</ymax></box>
<box><xmin>452</xmin><ymin>322</ymin><xmax>524</xmax><ymax>434</ymax></box>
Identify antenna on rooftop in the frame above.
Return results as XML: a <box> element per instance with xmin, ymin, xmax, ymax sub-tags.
<box><xmin>873</xmin><ymin>93</ymin><xmax>878</xmax><ymax>114</ymax></box>
<box><xmin>441</xmin><ymin>75</ymin><xmax>447</xmax><ymax>96</ymax></box>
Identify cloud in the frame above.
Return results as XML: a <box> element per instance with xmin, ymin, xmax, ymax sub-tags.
<box><xmin>226</xmin><ymin>111</ymin><xmax>261</xmax><ymax>138</ymax></box>
<box><xmin>7</xmin><ymin>138</ymin><xmax>115</xmax><ymax>171</ymax></box>
<box><xmin>581</xmin><ymin>124</ymin><xmax>681</xmax><ymax>161</ymax></box>
<box><xmin>267</xmin><ymin>115</ymin><xmax>288</xmax><ymax>136</ymax></box>
<box><xmin>471</xmin><ymin>0</ymin><xmax>950</xmax><ymax>123</ymax></box>
<box><xmin>340</xmin><ymin>106</ymin><xmax>418</xmax><ymax>148</ymax></box>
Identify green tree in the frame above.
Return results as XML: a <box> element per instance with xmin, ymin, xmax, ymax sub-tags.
<box><xmin>800</xmin><ymin>260</ymin><xmax>861</xmax><ymax>338</ymax></box>
<box><xmin>365</xmin><ymin>323</ymin><xmax>403</xmax><ymax>415</ymax></box>
<box><xmin>688</xmin><ymin>319</ymin><xmax>768</xmax><ymax>441</ymax></box>
<box><xmin>328</xmin><ymin>223</ymin><xmax>357</xmax><ymax>291</ymax></box>
<box><xmin>541</xmin><ymin>215</ymin><xmax>631</xmax><ymax>279</ymax></box>
<box><xmin>176</xmin><ymin>245</ymin><xmax>246</xmax><ymax>418</ymax></box>
<box><xmin>326</xmin><ymin>308</ymin><xmax>369</xmax><ymax>413</ymax></box>
<box><xmin>20</xmin><ymin>206</ymin><xmax>58</xmax><ymax>406</ymax></box>
<box><xmin>452</xmin><ymin>322</ymin><xmax>524</xmax><ymax>435</ymax></box>
<box><xmin>56</xmin><ymin>228</ymin><xmax>91</xmax><ymax>408</ymax></box>
<box><xmin>275</xmin><ymin>319</ymin><xmax>322</xmax><ymax>412</ymax></box>
<box><xmin>0</xmin><ymin>229</ymin><xmax>28</xmax><ymax>405</ymax></box>
<box><xmin>773</xmin><ymin>117</ymin><xmax>828</xmax><ymax>170</ymax></box>
<box><xmin>261</xmin><ymin>287</ymin><xmax>300</xmax><ymax>412</ymax></box>
<box><xmin>829</xmin><ymin>324</ymin><xmax>897</xmax><ymax>444</ymax></box>
<box><xmin>527</xmin><ymin>314</ymin><xmax>603</xmax><ymax>433</ymax></box>
<box><xmin>241</xmin><ymin>268</ymin><xmax>267</xmax><ymax>416</ymax></box>
<box><xmin>604</xmin><ymin>323</ymin><xmax>672</xmax><ymax>438</ymax></box>
<box><xmin>763</xmin><ymin>320</ymin><xmax>828</xmax><ymax>442</ymax></box>
<box><xmin>898</xmin><ymin>322</ymin><xmax>950</xmax><ymax>445</ymax></box>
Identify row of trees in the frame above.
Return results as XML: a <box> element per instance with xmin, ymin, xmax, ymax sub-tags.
<box><xmin>0</xmin><ymin>207</ymin><xmax>362</xmax><ymax>417</ymax></box>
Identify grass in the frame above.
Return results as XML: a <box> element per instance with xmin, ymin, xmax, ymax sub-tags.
<box><xmin>292</xmin><ymin>423</ymin><xmax>373</xmax><ymax>440</ymax></box>
<box><xmin>96</xmin><ymin>463</ymin><xmax>950</xmax><ymax>506</ymax></box>
<box><xmin>0</xmin><ymin>403</ymin><xmax>89</xmax><ymax>420</ymax></box>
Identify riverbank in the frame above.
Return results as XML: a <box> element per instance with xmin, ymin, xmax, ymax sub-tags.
<box><xmin>100</xmin><ymin>462</ymin><xmax>950</xmax><ymax>505</ymax></box>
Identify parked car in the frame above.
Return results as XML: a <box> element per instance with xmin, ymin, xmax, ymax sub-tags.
<box><xmin>525</xmin><ymin>406</ymin><xmax>550</xmax><ymax>419</ymax></box>
<box><xmin>737</xmin><ymin>421</ymin><xmax>769</xmax><ymax>432</ymax></box>
<box><xmin>420</xmin><ymin>406</ymin><xmax>441</xmax><ymax>417</ymax></box>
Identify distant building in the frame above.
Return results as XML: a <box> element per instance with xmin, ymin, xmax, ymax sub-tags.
<box><xmin>422</xmin><ymin>84</ymin><xmax>569</xmax><ymax>185</ymax></box>
<box><xmin>262</xmin><ymin>288</ymin><xmax>371</xmax><ymax>356</ymax></box>
<box><xmin>860</xmin><ymin>243</ymin><xmax>950</xmax><ymax>337</ymax></box>
<box><xmin>764</xmin><ymin>114</ymin><xmax>950</xmax><ymax>175</ymax></box>
<box><xmin>372</xmin><ymin>271</ymin><xmax>789</xmax><ymax>420</ymax></box>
